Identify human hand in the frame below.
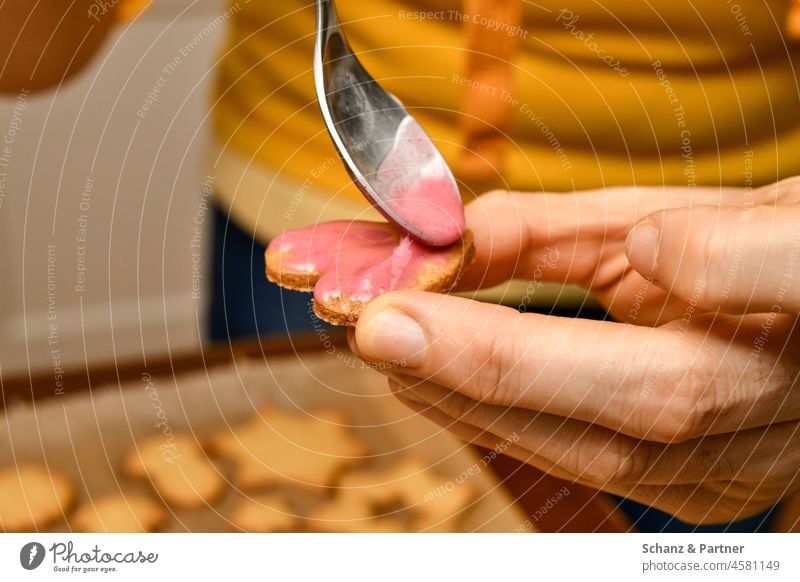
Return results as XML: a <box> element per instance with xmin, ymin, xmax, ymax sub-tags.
<box><xmin>349</xmin><ymin>178</ymin><xmax>800</xmax><ymax>524</ymax></box>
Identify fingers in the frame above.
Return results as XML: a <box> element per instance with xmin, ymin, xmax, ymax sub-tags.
<box><xmin>356</xmin><ymin>290</ymin><xmax>800</xmax><ymax>441</ymax></box>
<box><xmin>623</xmin><ymin>483</ymin><xmax>779</xmax><ymax>526</ymax></box>
<box><xmin>626</xmin><ymin>204</ymin><xmax>800</xmax><ymax>314</ymax></box>
<box><xmin>458</xmin><ymin>186</ymin><xmax>744</xmax><ymax>291</ymax></box>
<box><xmin>391</xmin><ymin>382</ymin><xmax>752</xmax><ymax>526</ymax></box>
<box><xmin>354</xmin><ymin>290</ymin><xmax>717</xmax><ymax>442</ymax></box>
<box><xmin>391</xmin><ymin>376</ymin><xmax>694</xmax><ymax>486</ymax></box>
<box><xmin>402</xmin><ymin>384</ymin><xmax>783</xmax><ymax>526</ymax></box>
<box><xmin>458</xmin><ymin>190</ymin><xmax>566</xmax><ymax>290</ymax></box>
<box><xmin>387</xmin><ymin>380</ymin><xmax>598</xmax><ymax>485</ymax></box>
<box><xmin>390</xmin><ymin>367</ymin><xmax>800</xmax><ymax>525</ymax></box>
<box><xmin>390</xmin><ymin>374</ymin><xmax>800</xmax><ymax>488</ymax></box>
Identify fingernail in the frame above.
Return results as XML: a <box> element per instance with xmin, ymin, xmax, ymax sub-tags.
<box><xmin>626</xmin><ymin>221</ymin><xmax>660</xmax><ymax>280</ymax></box>
<box><xmin>357</xmin><ymin>308</ymin><xmax>427</xmax><ymax>368</ymax></box>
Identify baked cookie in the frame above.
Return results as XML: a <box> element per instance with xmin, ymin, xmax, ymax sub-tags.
<box><xmin>123</xmin><ymin>434</ymin><xmax>225</xmax><ymax>508</ymax></box>
<box><xmin>266</xmin><ymin>221</ymin><xmax>475</xmax><ymax>326</ymax></box>
<box><xmin>308</xmin><ymin>493</ymin><xmax>406</xmax><ymax>533</ymax></box>
<box><xmin>71</xmin><ymin>493</ymin><xmax>167</xmax><ymax>533</ymax></box>
<box><xmin>308</xmin><ymin>458</ymin><xmax>475</xmax><ymax>533</ymax></box>
<box><xmin>228</xmin><ymin>494</ymin><xmax>297</xmax><ymax>532</ymax></box>
<box><xmin>208</xmin><ymin>407</ymin><xmax>367</xmax><ymax>490</ymax></box>
<box><xmin>0</xmin><ymin>465</ymin><xmax>75</xmax><ymax>532</ymax></box>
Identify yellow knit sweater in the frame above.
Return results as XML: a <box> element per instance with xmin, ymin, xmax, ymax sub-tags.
<box><xmin>209</xmin><ymin>1</ymin><xmax>800</xmax><ymax>246</ymax></box>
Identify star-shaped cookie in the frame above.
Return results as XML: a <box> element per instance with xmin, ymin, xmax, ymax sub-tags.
<box><xmin>228</xmin><ymin>494</ymin><xmax>298</xmax><ymax>532</ymax></box>
<box><xmin>208</xmin><ymin>407</ymin><xmax>367</xmax><ymax>490</ymax></box>
<box><xmin>308</xmin><ymin>457</ymin><xmax>475</xmax><ymax>532</ymax></box>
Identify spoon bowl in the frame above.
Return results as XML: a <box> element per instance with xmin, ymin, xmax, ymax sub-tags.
<box><xmin>314</xmin><ymin>0</ymin><xmax>465</xmax><ymax>247</ymax></box>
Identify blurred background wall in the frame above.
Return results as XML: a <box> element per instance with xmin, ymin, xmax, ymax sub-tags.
<box><xmin>0</xmin><ymin>1</ymin><xmax>226</xmax><ymax>377</ymax></box>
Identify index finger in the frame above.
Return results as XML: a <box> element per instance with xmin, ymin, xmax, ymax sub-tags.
<box><xmin>458</xmin><ymin>186</ymin><xmax>746</xmax><ymax>291</ymax></box>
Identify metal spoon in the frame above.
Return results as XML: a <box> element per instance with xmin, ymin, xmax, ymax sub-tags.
<box><xmin>314</xmin><ymin>0</ymin><xmax>464</xmax><ymax>247</ymax></box>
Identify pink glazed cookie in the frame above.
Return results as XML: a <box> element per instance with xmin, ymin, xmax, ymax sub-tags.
<box><xmin>266</xmin><ymin>221</ymin><xmax>474</xmax><ymax>326</ymax></box>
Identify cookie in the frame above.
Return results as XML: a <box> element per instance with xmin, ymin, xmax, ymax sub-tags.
<box><xmin>208</xmin><ymin>407</ymin><xmax>367</xmax><ymax>490</ymax></box>
<box><xmin>266</xmin><ymin>221</ymin><xmax>475</xmax><ymax>326</ymax></box>
<box><xmin>228</xmin><ymin>494</ymin><xmax>297</xmax><ymax>532</ymax></box>
<box><xmin>308</xmin><ymin>458</ymin><xmax>475</xmax><ymax>533</ymax></box>
<box><xmin>0</xmin><ymin>465</ymin><xmax>75</xmax><ymax>532</ymax></box>
<box><xmin>71</xmin><ymin>493</ymin><xmax>167</xmax><ymax>533</ymax></box>
<box><xmin>308</xmin><ymin>494</ymin><xmax>406</xmax><ymax>533</ymax></box>
<box><xmin>123</xmin><ymin>434</ymin><xmax>225</xmax><ymax>508</ymax></box>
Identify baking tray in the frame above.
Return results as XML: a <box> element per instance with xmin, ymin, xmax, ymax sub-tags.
<box><xmin>0</xmin><ymin>350</ymin><xmax>529</xmax><ymax>532</ymax></box>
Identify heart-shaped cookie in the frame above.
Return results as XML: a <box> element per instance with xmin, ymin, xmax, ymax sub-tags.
<box><xmin>266</xmin><ymin>221</ymin><xmax>475</xmax><ymax>326</ymax></box>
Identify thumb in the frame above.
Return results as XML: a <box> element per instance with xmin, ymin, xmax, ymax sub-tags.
<box><xmin>350</xmin><ymin>289</ymin><xmax>697</xmax><ymax>439</ymax></box>
<box><xmin>625</xmin><ymin>204</ymin><xmax>800</xmax><ymax>314</ymax></box>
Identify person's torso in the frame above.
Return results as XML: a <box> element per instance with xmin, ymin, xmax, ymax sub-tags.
<box><xmin>212</xmin><ymin>0</ymin><xmax>800</xmax><ymax>228</ymax></box>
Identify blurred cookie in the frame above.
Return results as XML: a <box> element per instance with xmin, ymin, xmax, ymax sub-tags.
<box><xmin>308</xmin><ymin>458</ymin><xmax>475</xmax><ymax>533</ymax></box>
<box><xmin>123</xmin><ymin>434</ymin><xmax>225</xmax><ymax>508</ymax></box>
<box><xmin>72</xmin><ymin>493</ymin><xmax>167</xmax><ymax>532</ymax></box>
<box><xmin>208</xmin><ymin>407</ymin><xmax>367</xmax><ymax>490</ymax></box>
<box><xmin>0</xmin><ymin>465</ymin><xmax>74</xmax><ymax>532</ymax></box>
<box><xmin>308</xmin><ymin>494</ymin><xmax>406</xmax><ymax>533</ymax></box>
<box><xmin>228</xmin><ymin>494</ymin><xmax>297</xmax><ymax>532</ymax></box>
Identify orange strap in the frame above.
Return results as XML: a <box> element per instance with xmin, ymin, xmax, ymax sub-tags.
<box><xmin>788</xmin><ymin>0</ymin><xmax>800</xmax><ymax>39</ymax></box>
<box><xmin>457</xmin><ymin>0</ymin><xmax>523</xmax><ymax>186</ymax></box>
<box><xmin>116</xmin><ymin>0</ymin><xmax>153</xmax><ymax>23</ymax></box>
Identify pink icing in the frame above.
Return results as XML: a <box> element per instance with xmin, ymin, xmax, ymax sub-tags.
<box><xmin>373</xmin><ymin>116</ymin><xmax>465</xmax><ymax>246</ymax></box>
<box><xmin>268</xmin><ymin>221</ymin><xmax>458</xmax><ymax>303</ymax></box>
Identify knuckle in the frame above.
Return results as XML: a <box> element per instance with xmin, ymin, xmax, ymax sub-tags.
<box><xmin>577</xmin><ymin>452</ymin><xmax>626</xmax><ymax>486</ymax></box>
<box><xmin>577</xmin><ymin>439</ymin><xmax>650</xmax><ymax>486</ymax></box>
<box><xmin>678</xmin><ymin>371</ymin><xmax>723</xmax><ymax>441</ymax></box>
<box><xmin>684</xmin><ymin>221</ymin><xmax>718</xmax><ymax>299</ymax></box>
<box><xmin>755</xmin><ymin>176</ymin><xmax>800</xmax><ymax>205</ymax></box>
<box><xmin>661</xmin><ymin>207</ymin><xmax>733</xmax><ymax>307</ymax></box>
<box><xmin>439</xmin><ymin>390</ymin><xmax>479</xmax><ymax>422</ymax></box>
<box><xmin>466</xmin><ymin>314</ymin><xmax>529</xmax><ymax>406</ymax></box>
<box><xmin>646</xmin><ymin>367</ymin><xmax>719</xmax><ymax>443</ymax></box>
<box><xmin>687</xmin><ymin>207</ymin><xmax>751</xmax><ymax>307</ymax></box>
<box><xmin>778</xmin><ymin>177</ymin><xmax>800</xmax><ymax>203</ymax></box>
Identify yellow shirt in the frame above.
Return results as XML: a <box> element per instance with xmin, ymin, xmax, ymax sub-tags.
<box><xmin>211</xmin><ymin>0</ymin><xmax>800</xmax><ymax>245</ymax></box>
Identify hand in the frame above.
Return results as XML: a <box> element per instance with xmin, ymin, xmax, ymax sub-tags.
<box><xmin>349</xmin><ymin>178</ymin><xmax>800</xmax><ymax>525</ymax></box>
